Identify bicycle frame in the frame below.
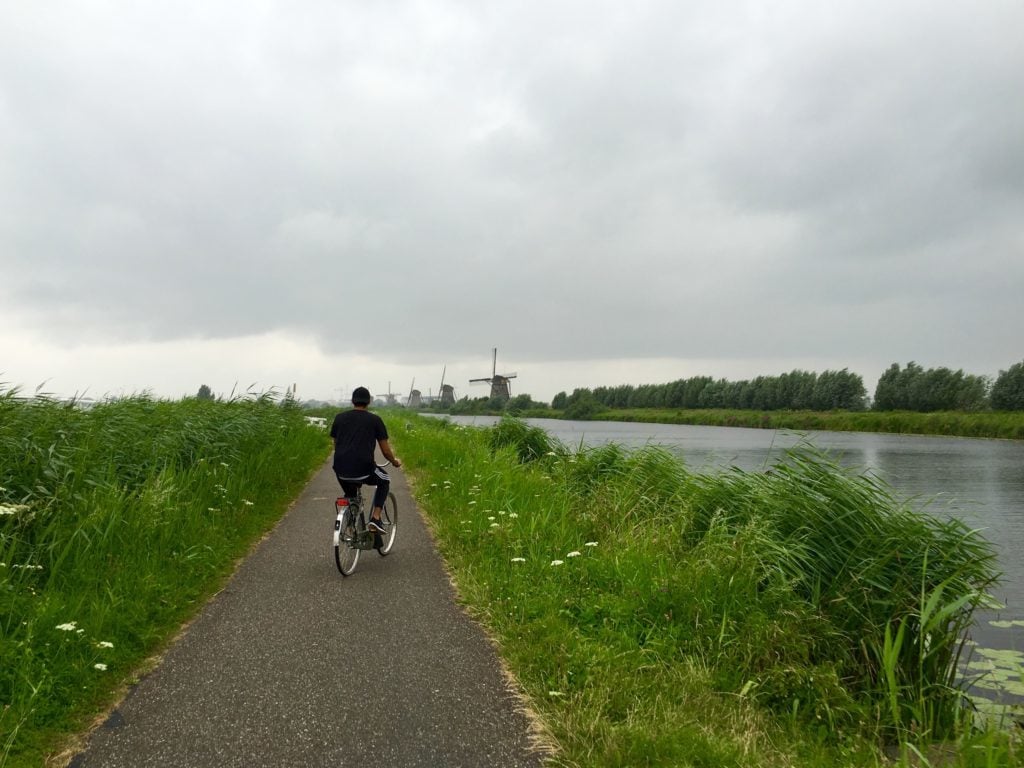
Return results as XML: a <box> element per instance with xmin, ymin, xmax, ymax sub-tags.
<box><xmin>334</xmin><ymin>494</ymin><xmax>377</xmax><ymax>551</ymax></box>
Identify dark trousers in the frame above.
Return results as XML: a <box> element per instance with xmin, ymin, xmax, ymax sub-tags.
<box><xmin>336</xmin><ymin>466</ymin><xmax>390</xmax><ymax>510</ymax></box>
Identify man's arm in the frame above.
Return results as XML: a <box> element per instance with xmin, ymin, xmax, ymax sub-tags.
<box><xmin>378</xmin><ymin>438</ymin><xmax>401</xmax><ymax>468</ymax></box>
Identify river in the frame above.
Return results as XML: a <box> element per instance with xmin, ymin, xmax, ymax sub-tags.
<box><xmin>432</xmin><ymin>414</ymin><xmax>1024</xmax><ymax>667</ymax></box>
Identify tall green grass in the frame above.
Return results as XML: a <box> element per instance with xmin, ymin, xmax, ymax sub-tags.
<box><xmin>395</xmin><ymin>414</ymin><xmax>1017</xmax><ymax>767</ymax></box>
<box><xmin>0</xmin><ymin>388</ymin><xmax>328</xmax><ymax>767</ymax></box>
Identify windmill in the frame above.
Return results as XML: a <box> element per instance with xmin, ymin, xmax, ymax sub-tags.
<box><xmin>383</xmin><ymin>382</ymin><xmax>398</xmax><ymax>407</ymax></box>
<box><xmin>407</xmin><ymin>378</ymin><xmax>422</xmax><ymax>409</ymax></box>
<box><xmin>438</xmin><ymin>366</ymin><xmax>455</xmax><ymax>406</ymax></box>
<box><xmin>470</xmin><ymin>348</ymin><xmax>517</xmax><ymax>401</ymax></box>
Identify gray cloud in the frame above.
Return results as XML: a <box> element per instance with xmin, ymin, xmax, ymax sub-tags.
<box><xmin>2</xmin><ymin>0</ymin><xmax>1022</xmax><ymax>390</ymax></box>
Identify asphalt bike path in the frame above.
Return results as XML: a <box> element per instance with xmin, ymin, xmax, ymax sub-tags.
<box><xmin>71</xmin><ymin>460</ymin><xmax>548</xmax><ymax>768</ymax></box>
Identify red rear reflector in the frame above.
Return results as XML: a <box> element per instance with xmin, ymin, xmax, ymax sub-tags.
<box><xmin>336</xmin><ymin>498</ymin><xmax>349</xmax><ymax>506</ymax></box>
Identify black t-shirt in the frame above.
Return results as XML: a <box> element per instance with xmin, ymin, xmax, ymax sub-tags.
<box><xmin>330</xmin><ymin>408</ymin><xmax>388</xmax><ymax>477</ymax></box>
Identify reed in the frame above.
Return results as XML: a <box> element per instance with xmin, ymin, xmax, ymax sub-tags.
<box><xmin>0</xmin><ymin>387</ymin><xmax>328</xmax><ymax>767</ymax></box>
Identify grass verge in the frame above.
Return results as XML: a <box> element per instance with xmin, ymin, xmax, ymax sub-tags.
<box><xmin>391</xmin><ymin>413</ymin><xmax>1021</xmax><ymax>767</ymax></box>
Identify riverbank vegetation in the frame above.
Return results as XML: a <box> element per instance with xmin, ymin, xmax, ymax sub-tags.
<box><xmin>396</xmin><ymin>413</ymin><xmax>1020</xmax><ymax>767</ymax></box>
<box><xmin>0</xmin><ymin>388</ymin><xmax>328</xmax><ymax>767</ymax></box>
<box><xmin>588</xmin><ymin>408</ymin><xmax>1024</xmax><ymax>440</ymax></box>
<box><xmin>423</xmin><ymin>360</ymin><xmax>1024</xmax><ymax>440</ymax></box>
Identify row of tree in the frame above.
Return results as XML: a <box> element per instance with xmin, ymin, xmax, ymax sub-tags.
<box><xmin>550</xmin><ymin>360</ymin><xmax>1024</xmax><ymax>414</ymax></box>
<box><xmin>553</xmin><ymin>369</ymin><xmax>868</xmax><ymax>414</ymax></box>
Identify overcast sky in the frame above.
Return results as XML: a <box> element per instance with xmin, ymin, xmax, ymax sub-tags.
<box><xmin>2</xmin><ymin>1</ymin><xmax>1022</xmax><ymax>404</ymax></box>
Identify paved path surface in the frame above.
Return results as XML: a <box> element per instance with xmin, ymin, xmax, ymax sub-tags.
<box><xmin>71</xmin><ymin>461</ymin><xmax>548</xmax><ymax>768</ymax></box>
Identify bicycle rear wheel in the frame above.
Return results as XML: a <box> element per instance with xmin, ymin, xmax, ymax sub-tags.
<box><xmin>376</xmin><ymin>492</ymin><xmax>398</xmax><ymax>555</ymax></box>
<box><xmin>334</xmin><ymin>506</ymin><xmax>360</xmax><ymax>576</ymax></box>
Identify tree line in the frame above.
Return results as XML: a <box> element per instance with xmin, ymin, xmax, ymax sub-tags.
<box><xmin>551</xmin><ymin>360</ymin><xmax>1024</xmax><ymax>415</ymax></box>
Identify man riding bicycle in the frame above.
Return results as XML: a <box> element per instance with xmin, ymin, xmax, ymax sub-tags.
<box><xmin>330</xmin><ymin>387</ymin><xmax>401</xmax><ymax>536</ymax></box>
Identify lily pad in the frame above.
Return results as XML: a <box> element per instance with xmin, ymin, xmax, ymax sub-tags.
<box><xmin>970</xmin><ymin>697</ymin><xmax>1024</xmax><ymax>731</ymax></box>
<box><xmin>974</xmin><ymin>647</ymin><xmax>1024</xmax><ymax>665</ymax></box>
<box><xmin>988</xmin><ymin>619</ymin><xmax>1024</xmax><ymax>629</ymax></box>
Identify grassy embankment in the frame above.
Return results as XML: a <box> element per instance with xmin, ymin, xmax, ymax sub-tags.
<box><xmin>0</xmin><ymin>390</ymin><xmax>329</xmax><ymax>767</ymax></box>
<box><xmin>394</xmin><ymin>413</ymin><xmax>1020</xmax><ymax>767</ymax></box>
<box><xmin>535</xmin><ymin>409</ymin><xmax>1024</xmax><ymax>440</ymax></box>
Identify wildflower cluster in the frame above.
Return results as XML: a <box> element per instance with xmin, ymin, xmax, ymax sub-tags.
<box><xmin>53</xmin><ymin>621</ymin><xmax>115</xmax><ymax>672</ymax></box>
<box><xmin>508</xmin><ymin>542</ymin><xmax>597</xmax><ymax>567</ymax></box>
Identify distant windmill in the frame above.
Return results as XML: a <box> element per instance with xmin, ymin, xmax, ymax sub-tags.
<box><xmin>439</xmin><ymin>365</ymin><xmax>455</xmax><ymax>406</ymax></box>
<box><xmin>383</xmin><ymin>382</ymin><xmax>398</xmax><ymax>407</ymax></box>
<box><xmin>470</xmin><ymin>348</ymin><xmax>517</xmax><ymax>401</ymax></box>
<box><xmin>407</xmin><ymin>378</ymin><xmax>422</xmax><ymax>409</ymax></box>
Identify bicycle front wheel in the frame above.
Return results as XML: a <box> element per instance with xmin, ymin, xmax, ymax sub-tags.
<box><xmin>335</xmin><ymin>507</ymin><xmax>360</xmax><ymax>576</ymax></box>
<box><xmin>376</xmin><ymin>492</ymin><xmax>398</xmax><ymax>555</ymax></box>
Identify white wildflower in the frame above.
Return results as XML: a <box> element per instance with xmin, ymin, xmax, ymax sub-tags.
<box><xmin>546</xmin><ymin>451</ymin><xmax>557</xmax><ymax>456</ymax></box>
<box><xmin>0</xmin><ymin>503</ymin><xmax>29</xmax><ymax>516</ymax></box>
<box><xmin>98</xmin><ymin>641</ymin><xmax>114</xmax><ymax>649</ymax></box>
<box><xmin>468</xmin><ymin>501</ymin><xmax>477</xmax><ymax>505</ymax></box>
<box><xmin>508</xmin><ymin>512</ymin><xmax>519</xmax><ymax>518</ymax></box>
<box><xmin>548</xmin><ymin>690</ymin><xmax>564</xmax><ymax>697</ymax></box>
<box><xmin>490</xmin><ymin>523</ymin><xmax>499</xmax><ymax>528</ymax></box>
<box><xmin>94</xmin><ymin>663</ymin><xmax>108</xmax><ymax>671</ymax></box>
<box><xmin>584</xmin><ymin>541</ymin><xmax>598</xmax><ymax>547</ymax></box>
<box><xmin>243</xmin><ymin>500</ymin><xmax>254</xmax><ymax>506</ymax></box>
<box><xmin>550</xmin><ymin>560</ymin><xmax>564</xmax><ymax>567</ymax></box>
<box><xmin>511</xmin><ymin>557</ymin><xmax>526</xmax><ymax>563</ymax></box>
<box><xmin>487</xmin><ymin>516</ymin><xmax>496</xmax><ymax>521</ymax></box>
<box><xmin>56</xmin><ymin>622</ymin><xmax>78</xmax><ymax>632</ymax></box>
<box><xmin>567</xmin><ymin>551</ymin><xmax>581</xmax><ymax>558</ymax></box>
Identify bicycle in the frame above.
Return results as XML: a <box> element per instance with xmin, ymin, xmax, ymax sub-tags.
<box><xmin>333</xmin><ymin>465</ymin><xmax>398</xmax><ymax>576</ymax></box>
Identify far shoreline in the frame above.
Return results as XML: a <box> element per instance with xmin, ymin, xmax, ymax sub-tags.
<box><xmin>421</xmin><ymin>407</ymin><xmax>1024</xmax><ymax>441</ymax></box>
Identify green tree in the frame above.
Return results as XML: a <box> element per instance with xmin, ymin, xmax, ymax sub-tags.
<box><xmin>812</xmin><ymin>369</ymin><xmax>867</xmax><ymax>410</ymax></box>
<box><xmin>874</xmin><ymin>362</ymin><xmax>987</xmax><ymax>412</ymax></box>
<box><xmin>991</xmin><ymin>361</ymin><xmax>1024</xmax><ymax>410</ymax></box>
<box><xmin>196</xmin><ymin>384</ymin><xmax>214</xmax><ymax>400</ymax></box>
<box><xmin>505</xmin><ymin>394</ymin><xmax>535</xmax><ymax>414</ymax></box>
<box><xmin>697</xmin><ymin>379</ymin><xmax>727</xmax><ymax>408</ymax></box>
<box><xmin>564</xmin><ymin>393</ymin><xmax>602</xmax><ymax>419</ymax></box>
<box><xmin>551</xmin><ymin>391</ymin><xmax>568</xmax><ymax>410</ymax></box>
<box><xmin>874</xmin><ymin>362</ymin><xmax>923</xmax><ymax>411</ymax></box>
<box><xmin>874</xmin><ymin>363</ymin><xmax>904</xmax><ymax>410</ymax></box>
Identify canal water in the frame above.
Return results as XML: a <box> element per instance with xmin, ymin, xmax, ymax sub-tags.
<box><xmin>434</xmin><ymin>415</ymin><xmax>1024</xmax><ymax>666</ymax></box>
